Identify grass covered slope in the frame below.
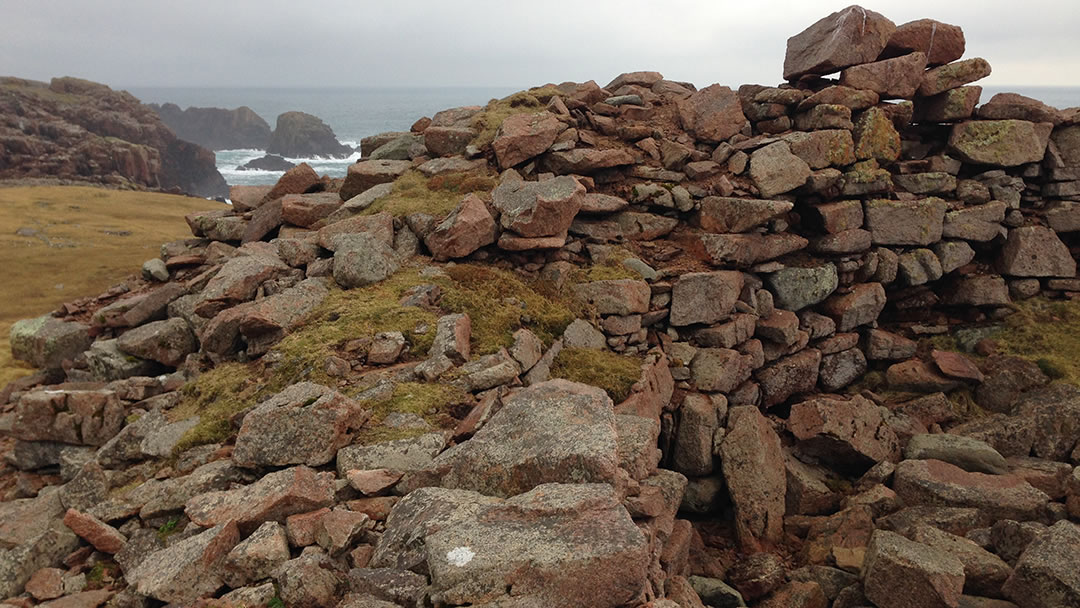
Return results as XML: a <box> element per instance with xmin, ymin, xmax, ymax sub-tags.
<box><xmin>0</xmin><ymin>185</ymin><xmax>219</xmax><ymax>385</ymax></box>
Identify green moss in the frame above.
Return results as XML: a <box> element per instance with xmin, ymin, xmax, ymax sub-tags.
<box><xmin>572</xmin><ymin>247</ymin><xmax>644</xmax><ymax>282</ymax></box>
<box><xmin>169</xmin><ymin>362</ymin><xmax>262</xmax><ymax>454</ymax></box>
<box><xmin>549</xmin><ymin>347</ymin><xmax>643</xmax><ymax>403</ymax></box>
<box><xmin>352</xmin><ymin>381</ymin><xmax>470</xmax><ymax>445</ymax></box>
<box><xmin>361</xmin><ymin>170</ymin><xmax>495</xmax><ymax>219</ymax></box>
<box><xmin>85</xmin><ymin>560</ymin><xmax>120</xmax><ymax>590</ymax></box>
<box><xmin>268</xmin><ymin>268</ymin><xmax>441</xmax><ymax>388</ymax></box>
<box><xmin>157</xmin><ymin>516</ymin><xmax>181</xmax><ymax>541</ymax></box>
<box><xmin>437</xmin><ymin>264</ymin><xmax>578</xmax><ymax>354</ymax></box>
<box><xmin>470</xmin><ymin>86</ymin><xmax>563</xmax><ymax>149</ymax></box>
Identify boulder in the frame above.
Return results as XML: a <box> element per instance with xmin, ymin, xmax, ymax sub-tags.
<box><xmin>915</xmin><ymin>87</ymin><xmax>983</xmax><ymax>122</ymax></box>
<box><xmin>757</xmin><ymin>349</ymin><xmax>822</xmax><ymax>407</ymax></box>
<box><xmin>194</xmin><ymin>253</ymin><xmax>290</xmax><ymax>317</ymax></box>
<box><xmin>233</xmin><ymin>382</ymin><xmax>370</xmax><ymax>468</ymax></box>
<box><xmin>340</xmin><ymin>160</ymin><xmax>411</xmax><ymax>201</ymax></box>
<box><xmin>863</xmin><ymin>529</ymin><xmax>966</xmax><ymax>608</ymax></box>
<box><xmin>765</xmin><ymin>265</ymin><xmax>839</xmax><ymax>311</ymax></box>
<box><xmin>13</xmin><ymin>389</ymin><xmax>125</xmax><ymax>446</ymax></box>
<box><xmin>788</xmin><ymin>394</ymin><xmax>899</xmax><ymax>472</ymax></box>
<box><xmin>333</xmin><ymin>233</ymin><xmax>400</xmax><ymax>288</ymax></box>
<box><xmin>1002</xmin><ymin>520</ymin><xmax>1080</xmax><ymax>608</ymax></box>
<box><xmin>977</xmin><ymin>93</ymin><xmax>1064</xmax><ymax>125</ymax></box>
<box><xmin>698</xmin><ymin>196</ymin><xmax>793</xmax><ymax>233</ymax></box>
<box><xmin>126</xmin><ymin>522</ymin><xmax>240</xmax><ymax>605</ymax></box>
<box><xmin>853</xmin><ymin>106</ymin><xmax>902</xmax><ymax>162</ymax></box>
<box><xmin>370</xmin><ymin>484</ymin><xmax>649</xmax><ymax>608</ymax></box>
<box><xmin>492</xmin><ymin>111</ymin><xmax>564</xmax><ymax>169</ymax></box>
<box><xmin>115</xmin><ymin>317</ymin><xmax>196</xmax><ymax>367</ymax></box>
<box><xmin>904</xmin><ymin>434</ymin><xmax>1008</xmax><ymax>475</ymax></box>
<box><xmin>691</xmin><ymin>348</ymin><xmax>755</xmax><ymax>393</ymax></box>
<box><xmin>670</xmin><ymin>271</ymin><xmax>744</xmax><ymax>326</ymax></box>
<box><xmin>749</xmin><ymin>142</ymin><xmax>811</xmax><ymax>197</ymax></box>
<box><xmin>720</xmin><ymin>406</ymin><xmax>786</xmax><ymax>551</ymax></box>
<box><xmin>424</xmin><ymin>380</ymin><xmax>618</xmax><ymax>497</ymax></box>
<box><xmin>492</xmin><ymin>174</ymin><xmax>583</xmax><ymax>237</ymax></box>
<box><xmin>677</xmin><ymin>84</ymin><xmax>747</xmax><ymax>143</ymax></box>
<box><xmin>909</xmin><ymin>524</ymin><xmax>1012</xmax><ymax>598</ymax></box>
<box><xmin>948</xmin><ymin>120</ymin><xmax>1052</xmax><ymax>167</ymax></box>
<box><xmin>423</xmin><ymin>193</ymin><xmax>497</xmax><ymax>261</ymax></box>
<box><xmin>10</xmin><ymin>316</ymin><xmax>91</xmax><ymax>370</ymax></box>
<box><xmin>920</xmin><ymin>58</ymin><xmax>993</xmax><ymax>96</ymax></box>
<box><xmin>572</xmin><ymin>279</ymin><xmax>651</xmax><ymax>316</ymax></box>
<box><xmin>185</xmin><ymin>466</ymin><xmax>336</xmax><ymax>533</ymax></box>
<box><xmin>821</xmin><ymin>282</ymin><xmax>886</xmax><ymax>331</ymax></box>
<box><xmin>424</xmin><ymin>126</ymin><xmax>477</xmax><ymax>157</ymax></box>
<box><xmin>839</xmin><ymin>52</ymin><xmax>928</xmax><ymax>99</ymax></box>
<box><xmin>544</xmin><ymin>148</ymin><xmax>635</xmax><ymax>174</ymax></box>
<box><xmin>267</xmin><ymin>111</ymin><xmax>353</xmax><ymax>158</ymax></box>
<box><xmin>783</xmin><ymin>6</ymin><xmax>897</xmax><ymax>80</ymax></box>
<box><xmin>336</xmin><ymin>433</ymin><xmax>447</xmax><ymax>475</ymax></box>
<box><xmin>997</xmin><ymin>226</ymin><xmax>1076</xmax><ymax>278</ymax></box>
<box><xmin>222</xmin><ymin>521</ymin><xmax>290</xmax><ymax>588</ymax></box>
<box><xmin>883</xmin><ymin>19</ymin><xmax>966</xmax><ymax>65</ymax></box>
<box><xmin>893</xmin><ymin>459</ymin><xmax>1049</xmax><ymax>522</ymax></box>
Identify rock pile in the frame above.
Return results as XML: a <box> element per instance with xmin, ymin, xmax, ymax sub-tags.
<box><xmin>3</xmin><ymin>5</ymin><xmax>1080</xmax><ymax>608</ymax></box>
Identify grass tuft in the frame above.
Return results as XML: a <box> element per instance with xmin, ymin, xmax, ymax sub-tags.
<box><xmin>438</xmin><ymin>264</ymin><xmax>578</xmax><ymax>354</ymax></box>
<box><xmin>169</xmin><ymin>362</ymin><xmax>262</xmax><ymax>453</ymax></box>
<box><xmin>360</xmin><ymin>171</ymin><xmax>495</xmax><ymax>219</ymax></box>
<box><xmin>549</xmin><ymin>347</ymin><xmax>643</xmax><ymax>403</ymax></box>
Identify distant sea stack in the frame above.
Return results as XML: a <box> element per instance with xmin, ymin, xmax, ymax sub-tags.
<box><xmin>150</xmin><ymin>103</ymin><xmax>272</xmax><ymax>151</ymax></box>
<box><xmin>267</xmin><ymin>110</ymin><xmax>354</xmax><ymax>158</ymax></box>
<box><xmin>0</xmin><ymin>76</ymin><xmax>228</xmax><ymax>197</ymax></box>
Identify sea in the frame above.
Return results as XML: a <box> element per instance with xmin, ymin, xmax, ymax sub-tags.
<box><xmin>128</xmin><ymin>85</ymin><xmax>1080</xmax><ymax>189</ymax></box>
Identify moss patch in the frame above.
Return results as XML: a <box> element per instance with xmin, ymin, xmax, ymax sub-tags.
<box><xmin>437</xmin><ymin>264</ymin><xmax>578</xmax><ymax>354</ymax></box>
<box><xmin>470</xmin><ymin>86</ymin><xmax>564</xmax><ymax>149</ymax></box>
<box><xmin>169</xmin><ymin>362</ymin><xmax>262</xmax><ymax>453</ymax></box>
<box><xmin>268</xmin><ymin>268</ymin><xmax>441</xmax><ymax>388</ymax></box>
<box><xmin>549</xmin><ymin>347</ymin><xmax>643</xmax><ymax>403</ymax></box>
<box><xmin>992</xmin><ymin>297</ymin><xmax>1080</xmax><ymax>386</ymax></box>
<box><xmin>361</xmin><ymin>170</ymin><xmax>495</xmax><ymax>219</ymax></box>
<box><xmin>573</xmin><ymin>247</ymin><xmax>644</xmax><ymax>282</ymax></box>
<box><xmin>354</xmin><ymin>381</ymin><xmax>470</xmax><ymax>444</ymax></box>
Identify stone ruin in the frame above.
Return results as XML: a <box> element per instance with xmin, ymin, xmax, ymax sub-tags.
<box><xmin>2</xmin><ymin>5</ymin><xmax>1080</xmax><ymax>608</ymax></box>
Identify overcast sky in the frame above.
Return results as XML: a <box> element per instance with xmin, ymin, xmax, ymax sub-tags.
<box><xmin>1</xmin><ymin>0</ymin><xmax>1077</xmax><ymax>90</ymax></box>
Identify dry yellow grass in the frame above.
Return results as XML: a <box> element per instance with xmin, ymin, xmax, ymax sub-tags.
<box><xmin>0</xmin><ymin>185</ymin><xmax>219</xmax><ymax>385</ymax></box>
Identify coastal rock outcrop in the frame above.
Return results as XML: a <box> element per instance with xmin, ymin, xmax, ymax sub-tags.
<box><xmin>267</xmin><ymin>111</ymin><xmax>354</xmax><ymax>159</ymax></box>
<box><xmin>150</xmin><ymin>103</ymin><xmax>272</xmax><ymax>151</ymax></box>
<box><xmin>0</xmin><ymin>76</ymin><xmax>227</xmax><ymax>197</ymax></box>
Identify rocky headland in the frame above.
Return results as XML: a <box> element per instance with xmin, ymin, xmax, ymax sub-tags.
<box><xmin>149</xmin><ymin>103</ymin><xmax>272</xmax><ymax>152</ymax></box>
<box><xmin>0</xmin><ymin>77</ymin><xmax>228</xmax><ymax>198</ymax></box>
<box><xmin>2</xmin><ymin>6</ymin><xmax>1080</xmax><ymax>608</ymax></box>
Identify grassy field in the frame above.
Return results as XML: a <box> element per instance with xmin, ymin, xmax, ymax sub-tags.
<box><xmin>0</xmin><ymin>185</ymin><xmax>218</xmax><ymax>386</ymax></box>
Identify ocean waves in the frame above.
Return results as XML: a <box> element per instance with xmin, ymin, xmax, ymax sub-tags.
<box><xmin>216</xmin><ymin>144</ymin><xmax>362</xmax><ymax>186</ymax></box>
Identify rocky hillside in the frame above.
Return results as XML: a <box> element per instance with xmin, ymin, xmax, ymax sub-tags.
<box><xmin>2</xmin><ymin>6</ymin><xmax>1080</xmax><ymax>608</ymax></box>
<box><xmin>149</xmin><ymin>103</ymin><xmax>272</xmax><ymax>151</ymax></box>
<box><xmin>0</xmin><ymin>77</ymin><xmax>228</xmax><ymax>198</ymax></box>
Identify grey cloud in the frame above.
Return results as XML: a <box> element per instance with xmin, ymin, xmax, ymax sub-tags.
<box><xmin>0</xmin><ymin>0</ymin><xmax>1076</xmax><ymax>89</ymax></box>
